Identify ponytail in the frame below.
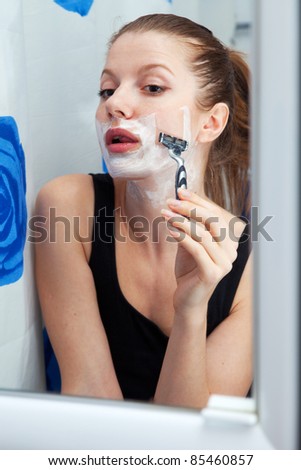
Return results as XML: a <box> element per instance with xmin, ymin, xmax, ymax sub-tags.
<box><xmin>204</xmin><ymin>49</ymin><xmax>250</xmax><ymax>216</ymax></box>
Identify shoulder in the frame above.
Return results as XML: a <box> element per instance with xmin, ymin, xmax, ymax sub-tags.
<box><xmin>35</xmin><ymin>173</ymin><xmax>94</xmax><ymax>218</ymax></box>
<box><xmin>34</xmin><ymin>174</ymin><xmax>96</xmax><ymax>259</ymax></box>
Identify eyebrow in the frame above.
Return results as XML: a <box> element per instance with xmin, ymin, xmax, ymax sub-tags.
<box><xmin>101</xmin><ymin>63</ymin><xmax>175</xmax><ymax>78</ymax></box>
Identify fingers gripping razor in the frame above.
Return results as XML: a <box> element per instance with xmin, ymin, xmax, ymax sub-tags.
<box><xmin>159</xmin><ymin>132</ymin><xmax>189</xmax><ymax>199</ymax></box>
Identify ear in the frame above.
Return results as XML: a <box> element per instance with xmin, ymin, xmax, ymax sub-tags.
<box><xmin>196</xmin><ymin>103</ymin><xmax>229</xmax><ymax>144</ymax></box>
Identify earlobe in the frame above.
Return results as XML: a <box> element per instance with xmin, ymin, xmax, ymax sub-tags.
<box><xmin>196</xmin><ymin>103</ymin><xmax>229</xmax><ymax>144</ymax></box>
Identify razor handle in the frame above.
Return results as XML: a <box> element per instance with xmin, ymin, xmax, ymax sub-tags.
<box><xmin>175</xmin><ymin>164</ymin><xmax>187</xmax><ymax>199</ymax></box>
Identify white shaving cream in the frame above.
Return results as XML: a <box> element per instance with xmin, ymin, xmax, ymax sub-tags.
<box><xmin>95</xmin><ymin>107</ymin><xmax>196</xmax><ymax>180</ymax></box>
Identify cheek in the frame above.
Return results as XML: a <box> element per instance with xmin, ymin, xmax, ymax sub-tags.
<box><xmin>155</xmin><ymin>109</ymin><xmax>183</xmax><ymax>137</ymax></box>
<box><xmin>155</xmin><ymin>106</ymin><xmax>193</xmax><ymax>142</ymax></box>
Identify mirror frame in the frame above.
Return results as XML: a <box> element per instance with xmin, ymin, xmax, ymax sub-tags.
<box><xmin>252</xmin><ymin>0</ymin><xmax>300</xmax><ymax>449</ymax></box>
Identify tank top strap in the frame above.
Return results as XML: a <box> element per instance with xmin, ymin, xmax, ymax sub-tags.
<box><xmin>89</xmin><ymin>173</ymin><xmax>115</xmax><ymax>243</ymax></box>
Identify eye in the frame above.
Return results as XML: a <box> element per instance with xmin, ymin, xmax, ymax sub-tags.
<box><xmin>98</xmin><ymin>89</ymin><xmax>115</xmax><ymax>99</ymax></box>
<box><xmin>144</xmin><ymin>85</ymin><xmax>165</xmax><ymax>94</ymax></box>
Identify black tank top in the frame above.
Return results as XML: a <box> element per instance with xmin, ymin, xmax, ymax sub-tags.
<box><xmin>89</xmin><ymin>173</ymin><xmax>251</xmax><ymax>401</ymax></box>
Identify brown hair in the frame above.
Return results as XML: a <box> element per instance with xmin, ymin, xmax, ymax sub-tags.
<box><xmin>109</xmin><ymin>14</ymin><xmax>250</xmax><ymax>215</ymax></box>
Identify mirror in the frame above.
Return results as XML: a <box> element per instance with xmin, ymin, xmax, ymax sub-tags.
<box><xmin>0</xmin><ymin>0</ymin><xmax>254</xmax><ymax>408</ymax></box>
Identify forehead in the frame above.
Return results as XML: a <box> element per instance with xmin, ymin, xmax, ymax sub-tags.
<box><xmin>106</xmin><ymin>31</ymin><xmax>189</xmax><ymax>69</ymax></box>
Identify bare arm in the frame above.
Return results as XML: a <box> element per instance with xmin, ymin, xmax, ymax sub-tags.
<box><xmin>35</xmin><ymin>174</ymin><xmax>123</xmax><ymax>399</ymax></box>
<box><xmin>154</xmin><ymin>255</ymin><xmax>252</xmax><ymax>408</ymax></box>
<box><xmin>154</xmin><ymin>190</ymin><xmax>252</xmax><ymax>408</ymax></box>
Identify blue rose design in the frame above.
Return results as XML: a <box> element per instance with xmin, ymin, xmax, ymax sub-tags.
<box><xmin>53</xmin><ymin>0</ymin><xmax>94</xmax><ymax>16</ymax></box>
<box><xmin>0</xmin><ymin>116</ymin><xmax>27</xmax><ymax>286</ymax></box>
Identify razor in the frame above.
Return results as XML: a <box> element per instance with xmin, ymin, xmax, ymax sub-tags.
<box><xmin>159</xmin><ymin>132</ymin><xmax>188</xmax><ymax>199</ymax></box>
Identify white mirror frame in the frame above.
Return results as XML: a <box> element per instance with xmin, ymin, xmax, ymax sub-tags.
<box><xmin>0</xmin><ymin>0</ymin><xmax>300</xmax><ymax>450</ymax></box>
<box><xmin>252</xmin><ymin>0</ymin><xmax>300</xmax><ymax>450</ymax></box>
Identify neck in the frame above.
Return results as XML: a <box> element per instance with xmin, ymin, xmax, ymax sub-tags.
<box><xmin>114</xmin><ymin>146</ymin><xmax>207</xmax><ymax>245</ymax></box>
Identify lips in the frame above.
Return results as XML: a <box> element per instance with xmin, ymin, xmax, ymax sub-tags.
<box><xmin>105</xmin><ymin>128</ymin><xmax>140</xmax><ymax>153</ymax></box>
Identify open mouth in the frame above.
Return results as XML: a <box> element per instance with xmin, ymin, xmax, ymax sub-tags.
<box><xmin>105</xmin><ymin>128</ymin><xmax>141</xmax><ymax>153</ymax></box>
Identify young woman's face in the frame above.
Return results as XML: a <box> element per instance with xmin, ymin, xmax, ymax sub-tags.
<box><xmin>96</xmin><ymin>31</ymin><xmax>203</xmax><ymax>143</ymax></box>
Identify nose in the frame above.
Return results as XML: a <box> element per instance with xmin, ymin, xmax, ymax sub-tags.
<box><xmin>105</xmin><ymin>87</ymin><xmax>134</xmax><ymax>120</ymax></box>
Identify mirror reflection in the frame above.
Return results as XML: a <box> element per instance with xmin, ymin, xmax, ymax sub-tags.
<box><xmin>0</xmin><ymin>0</ymin><xmax>253</xmax><ymax>409</ymax></box>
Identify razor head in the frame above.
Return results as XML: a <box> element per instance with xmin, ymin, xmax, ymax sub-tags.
<box><xmin>158</xmin><ymin>132</ymin><xmax>188</xmax><ymax>154</ymax></box>
<box><xmin>159</xmin><ymin>132</ymin><xmax>188</xmax><ymax>198</ymax></box>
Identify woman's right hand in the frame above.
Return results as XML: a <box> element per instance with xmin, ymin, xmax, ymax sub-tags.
<box><xmin>161</xmin><ymin>189</ymin><xmax>240</xmax><ymax>320</ymax></box>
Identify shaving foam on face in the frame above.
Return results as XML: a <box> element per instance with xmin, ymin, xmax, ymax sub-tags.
<box><xmin>95</xmin><ymin>107</ymin><xmax>204</xmax><ymax>207</ymax></box>
<box><xmin>181</xmin><ymin>105</ymin><xmax>191</xmax><ymax>143</ymax></box>
<box><xmin>95</xmin><ymin>113</ymin><xmax>175</xmax><ymax>179</ymax></box>
<box><xmin>178</xmin><ymin>105</ymin><xmax>198</xmax><ymax>189</ymax></box>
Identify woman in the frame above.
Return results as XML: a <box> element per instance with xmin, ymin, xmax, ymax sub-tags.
<box><xmin>35</xmin><ymin>14</ymin><xmax>252</xmax><ymax>408</ymax></box>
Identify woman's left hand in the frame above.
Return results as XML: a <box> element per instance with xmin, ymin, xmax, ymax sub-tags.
<box><xmin>161</xmin><ymin>188</ymin><xmax>240</xmax><ymax>318</ymax></box>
